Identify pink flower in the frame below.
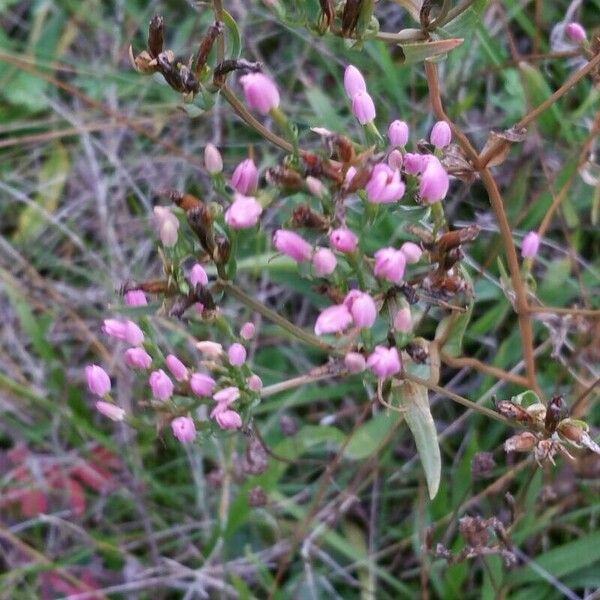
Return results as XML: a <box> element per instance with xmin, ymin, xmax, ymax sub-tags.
<box><xmin>85</xmin><ymin>365</ymin><xmax>111</xmax><ymax>397</ymax></box>
<box><xmin>189</xmin><ymin>263</ymin><xmax>209</xmax><ymax>288</ymax></box>
<box><xmin>388</xmin><ymin>120</ymin><xmax>409</xmax><ymax>147</ymax></box>
<box><xmin>430</xmin><ymin>120</ymin><xmax>452</xmax><ymax>149</ymax></box>
<box><xmin>240</xmin><ymin>322</ymin><xmax>256</xmax><ymax>340</ymax></box>
<box><xmin>231</xmin><ymin>158</ymin><xmax>259</xmax><ymax>194</ymax></box>
<box><xmin>330</xmin><ymin>228</ymin><xmax>358</xmax><ymax>253</ymax></box>
<box><xmin>228</xmin><ymin>343</ymin><xmax>247</xmax><ymax>366</ymax></box>
<box><xmin>365</xmin><ymin>163</ymin><xmax>405</xmax><ymax>204</ymax></box>
<box><xmin>213</xmin><ymin>409</ymin><xmax>242</xmax><ymax>430</ymax></box>
<box><xmin>153</xmin><ymin>206</ymin><xmax>179</xmax><ymax>247</ymax></box>
<box><xmin>225</xmin><ymin>193</ymin><xmax>262</xmax><ymax>229</ymax></box>
<box><xmin>367</xmin><ymin>346</ymin><xmax>401</xmax><ymax>379</ymax></box>
<box><xmin>306</xmin><ymin>176</ymin><xmax>325</xmax><ymax>198</ymax></box>
<box><xmin>403</xmin><ymin>153</ymin><xmax>428</xmax><ymax>175</ymax></box>
<box><xmin>312</xmin><ymin>247</ymin><xmax>337</xmax><ymax>276</ymax></box>
<box><xmin>393</xmin><ymin>307</ymin><xmax>412</xmax><ymax>333</ymax></box>
<box><xmin>344</xmin><ymin>352</ymin><xmax>366</xmax><ymax>373</ymax></box>
<box><xmin>124</xmin><ymin>290</ymin><xmax>147</xmax><ymax>306</ymax></box>
<box><xmin>204</xmin><ymin>143</ymin><xmax>223</xmax><ymax>174</ymax></box>
<box><xmin>171</xmin><ymin>416</ymin><xmax>196</xmax><ymax>443</ymax></box>
<box><xmin>314</xmin><ymin>304</ymin><xmax>353</xmax><ymax>336</ymax></box>
<box><xmin>565</xmin><ymin>22</ymin><xmax>586</xmax><ymax>43</ymax></box>
<box><xmin>273</xmin><ymin>230</ymin><xmax>313</xmax><ymax>262</ymax></box>
<box><xmin>345</xmin><ymin>166</ymin><xmax>357</xmax><ymax>187</ymax></box>
<box><xmin>344</xmin><ymin>65</ymin><xmax>367</xmax><ymax>99</ymax></box>
<box><xmin>240</xmin><ymin>72</ymin><xmax>280</xmax><ymax>114</ymax></box>
<box><xmin>388</xmin><ymin>149</ymin><xmax>403</xmax><ymax>170</ymax></box>
<box><xmin>103</xmin><ymin>319</ymin><xmax>144</xmax><ymax>345</ymax></box>
<box><xmin>196</xmin><ymin>341</ymin><xmax>223</xmax><ymax>357</ymax></box>
<box><xmin>166</xmin><ymin>354</ymin><xmax>188</xmax><ymax>382</ymax></box>
<box><xmin>247</xmin><ymin>374</ymin><xmax>263</xmax><ymax>391</ymax></box>
<box><xmin>213</xmin><ymin>386</ymin><xmax>241</xmax><ymax>406</ymax></box>
<box><xmin>190</xmin><ymin>373</ymin><xmax>216</xmax><ymax>397</ymax></box>
<box><xmin>351</xmin><ymin>91</ymin><xmax>376</xmax><ymax>125</ymax></box>
<box><xmin>344</xmin><ymin>291</ymin><xmax>377</xmax><ymax>329</ymax></box>
<box><xmin>124</xmin><ymin>347</ymin><xmax>152</xmax><ymax>370</ymax></box>
<box><xmin>374</xmin><ymin>248</ymin><xmax>406</xmax><ymax>283</ymax></box>
<box><xmin>400</xmin><ymin>241</ymin><xmax>423</xmax><ymax>264</ymax></box>
<box><xmin>419</xmin><ymin>156</ymin><xmax>449</xmax><ymax>203</ymax></box>
<box><xmin>149</xmin><ymin>369</ymin><xmax>174</xmax><ymax>401</ymax></box>
<box><xmin>521</xmin><ymin>231</ymin><xmax>540</xmax><ymax>258</ymax></box>
<box><xmin>95</xmin><ymin>401</ymin><xmax>125</xmax><ymax>421</ymax></box>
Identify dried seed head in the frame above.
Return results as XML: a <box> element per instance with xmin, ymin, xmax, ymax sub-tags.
<box><xmin>504</xmin><ymin>431</ymin><xmax>537</xmax><ymax>453</ymax></box>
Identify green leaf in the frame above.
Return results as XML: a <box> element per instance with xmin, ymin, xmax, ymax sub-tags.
<box><xmin>441</xmin><ymin>0</ymin><xmax>488</xmax><ymax>37</ymax></box>
<box><xmin>435</xmin><ymin>304</ymin><xmax>473</xmax><ymax>357</ymax></box>
<box><xmin>2</xmin><ymin>70</ymin><xmax>48</xmax><ymax>112</ymax></box>
<box><xmin>397</xmin><ymin>38</ymin><xmax>464</xmax><ymax>64</ymax></box>
<box><xmin>392</xmin><ymin>381</ymin><xmax>441</xmax><ymax>499</ymax></box>
<box><xmin>344</xmin><ymin>410</ymin><xmax>404</xmax><ymax>460</ymax></box>
<box><xmin>511</xmin><ymin>390</ymin><xmax>540</xmax><ymax>407</ymax></box>
<box><xmin>222</xmin><ymin>10</ymin><xmax>241</xmax><ymax>60</ymax></box>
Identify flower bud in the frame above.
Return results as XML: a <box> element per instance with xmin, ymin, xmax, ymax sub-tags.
<box><xmin>213</xmin><ymin>386</ymin><xmax>241</xmax><ymax>406</ymax></box>
<box><xmin>329</xmin><ymin>228</ymin><xmax>358</xmax><ymax>253</ymax></box>
<box><xmin>95</xmin><ymin>401</ymin><xmax>125</xmax><ymax>421</ymax></box>
<box><xmin>231</xmin><ymin>158</ymin><xmax>259</xmax><ymax>194</ymax></box>
<box><xmin>419</xmin><ymin>156</ymin><xmax>449</xmax><ymax>203</ymax></box>
<box><xmin>314</xmin><ymin>304</ymin><xmax>353</xmax><ymax>336</ymax></box>
<box><xmin>166</xmin><ymin>354</ymin><xmax>189</xmax><ymax>381</ymax></box>
<box><xmin>344</xmin><ymin>352</ymin><xmax>366</xmax><ymax>373</ymax></box>
<box><xmin>345</xmin><ymin>291</ymin><xmax>377</xmax><ymax>329</ymax></box>
<box><xmin>306</xmin><ymin>176</ymin><xmax>326</xmax><ymax>198</ymax></box>
<box><xmin>225</xmin><ymin>193</ymin><xmax>263</xmax><ymax>229</ymax></box>
<box><xmin>86</xmin><ymin>365</ymin><xmax>111</xmax><ymax>397</ymax></box>
<box><xmin>374</xmin><ymin>247</ymin><xmax>406</xmax><ymax>283</ymax></box>
<box><xmin>430</xmin><ymin>120</ymin><xmax>452</xmax><ymax>149</ymax></box>
<box><xmin>228</xmin><ymin>343</ymin><xmax>247</xmax><ymax>366</ymax></box>
<box><xmin>400</xmin><ymin>241</ymin><xmax>423</xmax><ymax>264</ymax></box>
<box><xmin>153</xmin><ymin>206</ymin><xmax>179</xmax><ymax>247</ymax></box>
<box><xmin>240</xmin><ymin>322</ymin><xmax>256</xmax><ymax>340</ymax></box>
<box><xmin>204</xmin><ymin>143</ymin><xmax>223</xmax><ymax>174</ymax></box>
<box><xmin>351</xmin><ymin>91</ymin><xmax>376</xmax><ymax>125</ymax></box>
<box><xmin>344</xmin><ymin>64</ymin><xmax>367</xmax><ymax>99</ymax></box>
<box><xmin>388</xmin><ymin>120</ymin><xmax>409</xmax><ymax>147</ymax></box>
<box><xmin>565</xmin><ymin>22</ymin><xmax>586</xmax><ymax>43</ymax></box>
<box><xmin>247</xmin><ymin>374</ymin><xmax>263</xmax><ymax>391</ymax></box>
<box><xmin>387</xmin><ymin>149</ymin><xmax>403</xmax><ymax>170</ymax></box>
<box><xmin>190</xmin><ymin>373</ymin><xmax>216</xmax><ymax>396</ymax></box>
<box><xmin>240</xmin><ymin>72</ymin><xmax>280</xmax><ymax>114</ymax></box>
<box><xmin>312</xmin><ymin>247</ymin><xmax>337</xmax><ymax>276</ymax></box>
<box><xmin>521</xmin><ymin>231</ymin><xmax>540</xmax><ymax>258</ymax></box>
<box><xmin>171</xmin><ymin>416</ymin><xmax>196</xmax><ymax>443</ymax></box>
<box><xmin>149</xmin><ymin>369</ymin><xmax>174</xmax><ymax>401</ymax></box>
<box><xmin>124</xmin><ymin>290</ymin><xmax>147</xmax><ymax>306</ymax></box>
<box><xmin>367</xmin><ymin>346</ymin><xmax>401</xmax><ymax>379</ymax></box>
<box><xmin>189</xmin><ymin>263</ymin><xmax>209</xmax><ymax>288</ymax></box>
<box><xmin>124</xmin><ymin>347</ymin><xmax>152</xmax><ymax>370</ymax></box>
<box><xmin>273</xmin><ymin>229</ymin><xmax>313</xmax><ymax>262</ymax></box>
<box><xmin>103</xmin><ymin>319</ymin><xmax>145</xmax><ymax>346</ymax></box>
<box><xmin>196</xmin><ymin>341</ymin><xmax>223</xmax><ymax>357</ymax></box>
<box><xmin>214</xmin><ymin>409</ymin><xmax>242</xmax><ymax>430</ymax></box>
<box><xmin>393</xmin><ymin>307</ymin><xmax>412</xmax><ymax>333</ymax></box>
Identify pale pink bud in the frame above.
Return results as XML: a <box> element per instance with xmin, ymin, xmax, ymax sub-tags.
<box><xmin>214</xmin><ymin>409</ymin><xmax>242</xmax><ymax>430</ymax></box>
<box><xmin>345</xmin><ymin>291</ymin><xmax>377</xmax><ymax>329</ymax></box>
<box><xmin>344</xmin><ymin>352</ymin><xmax>366</xmax><ymax>373</ymax></box>
<box><xmin>344</xmin><ymin>65</ymin><xmax>367</xmax><ymax>99</ymax></box>
<box><xmin>521</xmin><ymin>231</ymin><xmax>540</xmax><ymax>258</ymax></box>
<box><xmin>103</xmin><ymin>319</ymin><xmax>144</xmax><ymax>345</ymax></box>
<box><xmin>374</xmin><ymin>247</ymin><xmax>406</xmax><ymax>283</ymax></box>
<box><xmin>225</xmin><ymin>193</ymin><xmax>263</xmax><ymax>229</ymax></box>
<box><xmin>273</xmin><ymin>229</ymin><xmax>313</xmax><ymax>262</ymax></box>
<box><xmin>247</xmin><ymin>374</ymin><xmax>263</xmax><ymax>391</ymax></box>
<box><xmin>171</xmin><ymin>416</ymin><xmax>196</xmax><ymax>443</ymax></box>
<box><xmin>85</xmin><ymin>365</ymin><xmax>111</xmax><ymax>397</ymax></box>
<box><xmin>228</xmin><ymin>343</ymin><xmax>247</xmax><ymax>366</ymax></box>
<box><xmin>166</xmin><ymin>354</ymin><xmax>188</xmax><ymax>381</ymax></box>
<box><xmin>189</xmin><ymin>263</ymin><xmax>208</xmax><ymax>288</ymax></box>
<box><xmin>231</xmin><ymin>158</ymin><xmax>259</xmax><ymax>194</ymax></box>
<box><xmin>367</xmin><ymin>346</ymin><xmax>401</xmax><ymax>379</ymax></box>
<box><xmin>240</xmin><ymin>72</ymin><xmax>280</xmax><ymax>114</ymax></box>
<box><xmin>565</xmin><ymin>22</ymin><xmax>586</xmax><ymax>43</ymax></box>
<box><xmin>400</xmin><ymin>241</ymin><xmax>423</xmax><ymax>264</ymax></box>
<box><xmin>153</xmin><ymin>206</ymin><xmax>179</xmax><ymax>247</ymax></box>
<box><xmin>388</xmin><ymin>120</ymin><xmax>409</xmax><ymax>147</ymax></box>
<box><xmin>204</xmin><ymin>143</ymin><xmax>223</xmax><ymax>174</ymax></box>
<box><xmin>196</xmin><ymin>341</ymin><xmax>223</xmax><ymax>357</ymax></box>
<box><xmin>388</xmin><ymin>149</ymin><xmax>403</xmax><ymax>170</ymax></box>
<box><xmin>312</xmin><ymin>247</ymin><xmax>337</xmax><ymax>276</ymax></box>
<box><xmin>430</xmin><ymin>120</ymin><xmax>452</xmax><ymax>149</ymax></box>
<box><xmin>124</xmin><ymin>290</ymin><xmax>147</xmax><ymax>306</ymax></box>
<box><xmin>124</xmin><ymin>347</ymin><xmax>152</xmax><ymax>370</ymax></box>
<box><xmin>240</xmin><ymin>322</ymin><xmax>256</xmax><ymax>340</ymax></box>
<box><xmin>403</xmin><ymin>153</ymin><xmax>428</xmax><ymax>175</ymax></box>
<box><xmin>345</xmin><ymin>166</ymin><xmax>357</xmax><ymax>187</ymax></box>
<box><xmin>95</xmin><ymin>401</ymin><xmax>125</xmax><ymax>421</ymax></box>
<box><xmin>419</xmin><ymin>156</ymin><xmax>449</xmax><ymax>203</ymax></box>
<box><xmin>306</xmin><ymin>176</ymin><xmax>326</xmax><ymax>198</ymax></box>
<box><xmin>351</xmin><ymin>91</ymin><xmax>376</xmax><ymax>125</ymax></box>
<box><xmin>149</xmin><ymin>369</ymin><xmax>174</xmax><ymax>401</ymax></box>
<box><xmin>213</xmin><ymin>386</ymin><xmax>241</xmax><ymax>406</ymax></box>
<box><xmin>330</xmin><ymin>228</ymin><xmax>358</xmax><ymax>253</ymax></box>
<box><xmin>365</xmin><ymin>163</ymin><xmax>405</xmax><ymax>204</ymax></box>
<box><xmin>190</xmin><ymin>373</ymin><xmax>216</xmax><ymax>396</ymax></box>
<box><xmin>314</xmin><ymin>304</ymin><xmax>353</xmax><ymax>336</ymax></box>
<box><xmin>393</xmin><ymin>307</ymin><xmax>412</xmax><ymax>333</ymax></box>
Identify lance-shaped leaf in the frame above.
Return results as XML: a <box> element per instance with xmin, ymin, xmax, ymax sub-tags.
<box><xmin>392</xmin><ymin>380</ymin><xmax>441</xmax><ymax>499</ymax></box>
<box><xmin>397</xmin><ymin>38</ymin><xmax>463</xmax><ymax>64</ymax></box>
